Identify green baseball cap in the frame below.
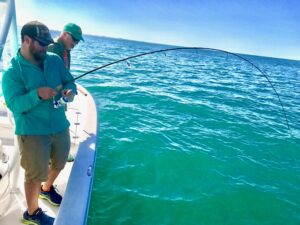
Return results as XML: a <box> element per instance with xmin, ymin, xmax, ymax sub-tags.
<box><xmin>63</xmin><ymin>23</ymin><xmax>84</xmax><ymax>41</ymax></box>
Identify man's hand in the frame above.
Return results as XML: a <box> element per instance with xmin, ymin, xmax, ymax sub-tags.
<box><xmin>61</xmin><ymin>89</ymin><xmax>74</xmax><ymax>102</ymax></box>
<box><xmin>38</xmin><ymin>87</ymin><xmax>57</xmax><ymax>100</ymax></box>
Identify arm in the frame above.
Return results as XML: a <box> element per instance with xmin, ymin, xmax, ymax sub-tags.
<box><xmin>60</xmin><ymin>59</ymin><xmax>77</xmax><ymax>101</ymax></box>
<box><xmin>2</xmin><ymin>68</ymin><xmax>42</xmax><ymax>114</ymax></box>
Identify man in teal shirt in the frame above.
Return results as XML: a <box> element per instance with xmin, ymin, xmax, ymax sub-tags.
<box><xmin>2</xmin><ymin>21</ymin><xmax>76</xmax><ymax>225</ymax></box>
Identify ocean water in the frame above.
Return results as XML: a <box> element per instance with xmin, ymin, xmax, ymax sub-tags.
<box><xmin>70</xmin><ymin>36</ymin><xmax>300</xmax><ymax>225</ymax></box>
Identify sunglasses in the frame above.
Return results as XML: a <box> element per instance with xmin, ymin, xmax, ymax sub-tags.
<box><xmin>33</xmin><ymin>38</ymin><xmax>49</xmax><ymax>47</ymax></box>
<box><xmin>68</xmin><ymin>33</ymin><xmax>79</xmax><ymax>43</ymax></box>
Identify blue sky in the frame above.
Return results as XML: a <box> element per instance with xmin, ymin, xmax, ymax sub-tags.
<box><xmin>15</xmin><ymin>0</ymin><xmax>300</xmax><ymax>60</ymax></box>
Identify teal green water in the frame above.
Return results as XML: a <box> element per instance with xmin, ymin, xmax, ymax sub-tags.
<box><xmin>71</xmin><ymin>36</ymin><xmax>300</xmax><ymax>225</ymax></box>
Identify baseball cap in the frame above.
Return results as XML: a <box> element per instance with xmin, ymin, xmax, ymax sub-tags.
<box><xmin>63</xmin><ymin>23</ymin><xmax>84</xmax><ymax>41</ymax></box>
<box><xmin>21</xmin><ymin>21</ymin><xmax>54</xmax><ymax>46</ymax></box>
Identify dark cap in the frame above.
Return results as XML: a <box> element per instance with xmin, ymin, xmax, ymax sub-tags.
<box><xmin>21</xmin><ymin>21</ymin><xmax>54</xmax><ymax>45</ymax></box>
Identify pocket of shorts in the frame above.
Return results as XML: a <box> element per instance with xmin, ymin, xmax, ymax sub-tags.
<box><xmin>20</xmin><ymin>135</ymin><xmax>27</xmax><ymax>143</ymax></box>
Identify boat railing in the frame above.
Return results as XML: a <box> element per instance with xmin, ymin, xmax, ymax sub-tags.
<box><xmin>0</xmin><ymin>0</ymin><xmax>18</xmax><ymax>62</ymax></box>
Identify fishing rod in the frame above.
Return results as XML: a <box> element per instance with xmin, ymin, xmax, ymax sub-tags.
<box><xmin>62</xmin><ymin>47</ymin><xmax>290</xmax><ymax>131</ymax></box>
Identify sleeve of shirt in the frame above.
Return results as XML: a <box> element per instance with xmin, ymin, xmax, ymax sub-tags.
<box><xmin>2</xmin><ymin>67</ymin><xmax>41</xmax><ymax>114</ymax></box>
<box><xmin>59</xmin><ymin>59</ymin><xmax>77</xmax><ymax>98</ymax></box>
<box><xmin>47</xmin><ymin>43</ymin><xmax>63</xmax><ymax>59</ymax></box>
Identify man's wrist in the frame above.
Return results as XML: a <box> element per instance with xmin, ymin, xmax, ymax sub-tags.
<box><xmin>37</xmin><ymin>89</ymin><xmax>42</xmax><ymax>100</ymax></box>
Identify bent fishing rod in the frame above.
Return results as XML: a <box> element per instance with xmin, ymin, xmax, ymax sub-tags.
<box><xmin>61</xmin><ymin>47</ymin><xmax>290</xmax><ymax>131</ymax></box>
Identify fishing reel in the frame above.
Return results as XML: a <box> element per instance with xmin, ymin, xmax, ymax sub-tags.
<box><xmin>53</xmin><ymin>96</ymin><xmax>69</xmax><ymax>109</ymax></box>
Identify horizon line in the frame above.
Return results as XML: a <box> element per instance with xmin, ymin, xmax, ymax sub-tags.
<box><xmin>42</xmin><ymin>28</ymin><xmax>300</xmax><ymax>62</ymax></box>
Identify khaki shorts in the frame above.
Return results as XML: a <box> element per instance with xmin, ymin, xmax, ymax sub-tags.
<box><xmin>17</xmin><ymin>129</ymin><xmax>70</xmax><ymax>182</ymax></box>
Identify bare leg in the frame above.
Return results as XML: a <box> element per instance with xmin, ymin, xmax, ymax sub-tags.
<box><xmin>24</xmin><ymin>181</ymin><xmax>41</xmax><ymax>215</ymax></box>
<box><xmin>42</xmin><ymin>168</ymin><xmax>61</xmax><ymax>191</ymax></box>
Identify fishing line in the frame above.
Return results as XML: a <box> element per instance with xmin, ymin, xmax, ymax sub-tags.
<box><xmin>63</xmin><ymin>47</ymin><xmax>290</xmax><ymax>131</ymax></box>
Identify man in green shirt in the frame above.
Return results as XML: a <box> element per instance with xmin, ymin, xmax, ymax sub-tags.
<box><xmin>48</xmin><ymin>23</ymin><xmax>83</xmax><ymax>162</ymax></box>
<box><xmin>48</xmin><ymin>23</ymin><xmax>84</xmax><ymax>70</ymax></box>
<box><xmin>2</xmin><ymin>21</ymin><xmax>76</xmax><ymax>225</ymax></box>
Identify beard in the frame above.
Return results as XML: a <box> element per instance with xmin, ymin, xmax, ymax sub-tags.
<box><xmin>29</xmin><ymin>42</ymin><xmax>46</xmax><ymax>61</ymax></box>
